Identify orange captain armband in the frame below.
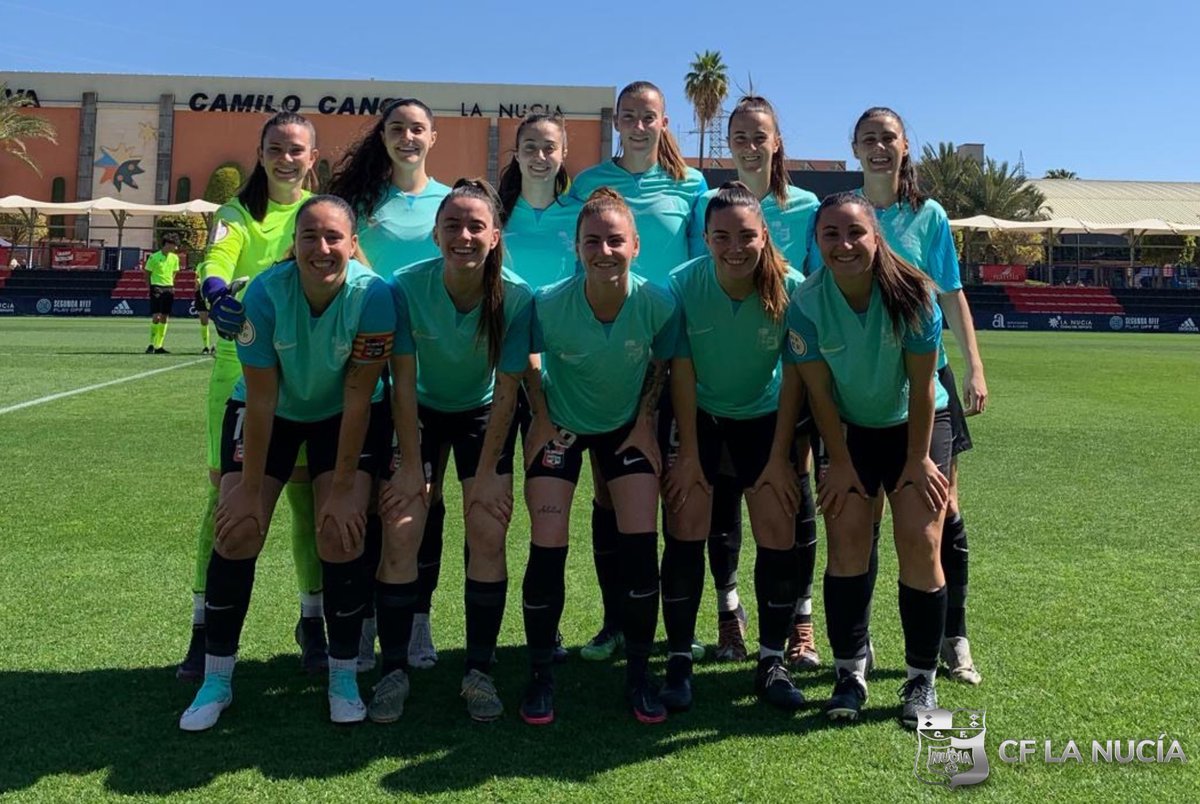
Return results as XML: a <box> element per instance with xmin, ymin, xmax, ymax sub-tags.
<box><xmin>352</xmin><ymin>332</ymin><xmax>394</xmax><ymax>363</ymax></box>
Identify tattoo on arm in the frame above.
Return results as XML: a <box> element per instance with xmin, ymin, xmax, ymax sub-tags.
<box><xmin>638</xmin><ymin>360</ymin><xmax>666</xmax><ymax>418</ymax></box>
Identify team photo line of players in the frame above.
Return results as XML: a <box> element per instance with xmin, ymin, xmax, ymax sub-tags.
<box><xmin>174</xmin><ymin>80</ymin><xmax>990</xmax><ymax>734</ymax></box>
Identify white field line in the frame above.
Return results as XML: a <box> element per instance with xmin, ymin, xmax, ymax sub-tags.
<box><xmin>0</xmin><ymin>359</ymin><xmax>208</xmax><ymax>416</ymax></box>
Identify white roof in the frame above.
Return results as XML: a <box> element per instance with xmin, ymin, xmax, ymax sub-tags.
<box><xmin>0</xmin><ymin>195</ymin><xmax>218</xmax><ymax>216</ymax></box>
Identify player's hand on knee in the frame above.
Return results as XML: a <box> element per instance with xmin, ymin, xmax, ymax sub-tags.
<box><xmin>465</xmin><ymin>470</ymin><xmax>513</xmax><ymax>527</ymax></box>
<box><xmin>817</xmin><ymin>458</ymin><xmax>866</xmax><ymax>520</ymax></box>
<box><xmin>751</xmin><ymin>454</ymin><xmax>801</xmax><ymax>517</ymax></box>
<box><xmin>379</xmin><ymin>464</ymin><xmax>428</xmax><ymax>524</ymax></box>
<box><xmin>664</xmin><ymin>451</ymin><xmax>709</xmax><ymax>513</ymax></box>
<box><xmin>215</xmin><ymin>482</ymin><xmax>266</xmax><ymax>546</ymax></box>
<box><xmin>895</xmin><ymin>456</ymin><xmax>949</xmax><ymax>512</ymax></box>
<box><xmin>318</xmin><ymin>495</ymin><xmax>366</xmax><ymax>555</ymax></box>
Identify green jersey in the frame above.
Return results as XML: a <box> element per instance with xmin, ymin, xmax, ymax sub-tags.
<box><xmin>784</xmin><ymin>269</ymin><xmax>946</xmax><ymax>428</ymax></box>
<box><xmin>391</xmin><ymin>258</ymin><xmax>534</xmax><ymax>413</ymax></box>
<box><xmin>532</xmin><ymin>272</ymin><xmax>678</xmax><ymax>434</ymax></box>
<box><xmin>689</xmin><ymin>185</ymin><xmax>819</xmax><ymax>270</ymax></box>
<box><xmin>357</xmin><ymin>179</ymin><xmax>452</xmax><ymax>274</ymax></box>
<box><xmin>502</xmin><ymin>195</ymin><xmax>581</xmax><ymax>289</ymax></box>
<box><xmin>144</xmin><ymin>250</ymin><xmax>181</xmax><ymax>288</ymax></box>
<box><xmin>197</xmin><ymin>193</ymin><xmax>311</xmax><ymax>359</ymax></box>
<box><xmin>233</xmin><ymin>259</ymin><xmax>395</xmax><ymax>422</ymax></box>
<box><xmin>570</xmin><ymin>160</ymin><xmax>707</xmax><ymax>286</ymax></box>
<box><xmin>669</xmin><ymin>256</ymin><xmax>804</xmax><ymax>419</ymax></box>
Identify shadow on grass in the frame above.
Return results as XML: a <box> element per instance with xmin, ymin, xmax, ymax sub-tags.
<box><xmin>0</xmin><ymin>647</ymin><xmax>912</xmax><ymax>797</ymax></box>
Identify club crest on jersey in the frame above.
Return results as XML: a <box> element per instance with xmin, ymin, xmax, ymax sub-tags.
<box><xmin>210</xmin><ymin>220</ymin><xmax>230</xmax><ymax>245</ymax></box>
<box><xmin>624</xmin><ymin>339</ymin><xmax>644</xmax><ymax>361</ymax></box>
<box><xmin>237</xmin><ymin>319</ymin><xmax>256</xmax><ymax>346</ymax></box>
<box><xmin>788</xmin><ymin>329</ymin><xmax>807</xmax><ymax>357</ymax></box>
<box><xmin>758</xmin><ymin>326</ymin><xmax>780</xmax><ymax>352</ymax></box>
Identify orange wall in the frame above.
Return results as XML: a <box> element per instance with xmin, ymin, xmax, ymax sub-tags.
<box><xmin>0</xmin><ymin>108</ymin><xmax>80</xmax><ymax>199</ymax></box>
<box><xmin>1</xmin><ymin>108</ymin><xmax>603</xmax><ymax>203</ymax></box>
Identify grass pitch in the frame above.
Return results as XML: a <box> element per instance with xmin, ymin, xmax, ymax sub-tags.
<box><xmin>0</xmin><ymin>318</ymin><xmax>1196</xmax><ymax>802</ymax></box>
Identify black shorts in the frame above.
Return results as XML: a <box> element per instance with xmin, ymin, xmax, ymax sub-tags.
<box><xmin>937</xmin><ymin>364</ymin><xmax>973</xmax><ymax>456</ymax></box>
<box><xmin>662</xmin><ymin>408</ymin><xmax>778</xmax><ymax>490</ymax></box>
<box><xmin>844</xmin><ymin>409</ymin><xmax>953</xmax><ymax>498</ymax></box>
<box><xmin>150</xmin><ymin>285</ymin><xmax>174</xmax><ymax>316</ymax></box>
<box><xmin>220</xmin><ymin>399</ymin><xmax>391</xmax><ymax>482</ymax></box>
<box><xmin>525</xmin><ymin>418</ymin><xmax>656</xmax><ymax>484</ymax></box>
<box><xmin>193</xmin><ymin>286</ymin><xmax>208</xmax><ymax>313</ymax></box>
<box><xmin>409</xmin><ymin>403</ymin><xmax>518</xmax><ymax>483</ymax></box>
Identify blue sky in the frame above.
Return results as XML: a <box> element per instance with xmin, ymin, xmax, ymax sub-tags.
<box><xmin>3</xmin><ymin>0</ymin><xmax>1195</xmax><ymax>181</ymax></box>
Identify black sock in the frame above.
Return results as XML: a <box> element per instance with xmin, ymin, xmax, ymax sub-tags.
<box><xmin>866</xmin><ymin>521</ymin><xmax>881</xmax><ymax>611</ymax></box>
<box><xmin>899</xmin><ymin>582</ymin><xmax>947</xmax><ymax>672</ymax></box>
<box><xmin>661</xmin><ymin>536</ymin><xmax>705</xmax><ymax>654</ymax></box>
<box><xmin>203</xmin><ymin>551</ymin><xmax>257</xmax><ymax>657</ymax></box>
<box><xmin>708</xmin><ymin>474</ymin><xmax>742</xmax><ymax>620</ymax></box>
<box><xmin>591</xmin><ymin>502</ymin><xmax>622</xmax><ymax>632</ymax></box>
<box><xmin>322</xmin><ymin>556</ymin><xmax>368</xmax><ymax>660</ymax></box>
<box><xmin>465</xmin><ymin>578</ymin><xmax>507</xmax><ymax>674</ymax></box>
<box><xmin>362</xmin><ymin>514</ymin><xmax>383</xmax><ymax>620</ymax></box>
<box><xmin>619</xmin><ymin>531</ymin><xmax>659</xmax><ymax>681</ymax></box>
<box><xmin>755</xmin><ymin>545</ymin><xmax>799</xmax><ymax>653</ymax></box>
<box><xmin>522</xmin><ymin>544</ymin><xmax>568</xmax><ymax>668</ymax></box>
<box><xmin>823</xmin><ymin>572</ymin><xmax>872</xmax><ymax>661</ymax></box>
<box><xmin>941</xmin><ymin>514</ymin><xmax>969</xmax><ymax>639</ymax></box>
<box><xmin>376</xmin><ymin>580</ymin><xmax>418</xmax><ymax>676</ymax></box>
<box><xmin>415</xmin><ymin>498</ymin><xmax>446</xmax><ymax>615</ymax></box>
<box><xmin>794</xmin><ymin>472</ymin><xmax>817</xmax><ymax>625</ymax></box>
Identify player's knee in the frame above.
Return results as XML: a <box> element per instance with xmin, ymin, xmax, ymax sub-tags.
<box><xmin>316</xmin><ymin>523</ymin><xmax>361</xmax><ymax>563</ymax></box>
<box><xmin>216</xmin><ymin>524</ymin><xmax>264</xmax><ymax>560</ymax></box>
<box><xmin>465</xmin><ymin>522</ymin><xmax>506</xmax><ymax>568</ymax></box>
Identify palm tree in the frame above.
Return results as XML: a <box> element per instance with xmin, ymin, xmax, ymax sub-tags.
<box><xmin>969</xmin><ymin>158</ymin><xmax>1047</xmax><ymax>220</ymax></box>
<box><xmin>1043</xmin><ymin>168</ymin><xmax>1078</xmax><ymax>179</ymax></box>
<box><xmin>684</xmin><ymin>50</ymin><xmax>729</xmax><ymax>171</ymax></box>
<box><xmin>917</xmin><ymin>142</ymin><xmax>977</xmax><ymax>219</ymax></box>
<box><xmin>0</xmin><ymin>85</ymin><xmax>58</xmax><ymax>175</ymax></box>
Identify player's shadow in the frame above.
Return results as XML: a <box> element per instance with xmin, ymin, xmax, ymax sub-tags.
<box><xmin>0</xmin><ymin>647</ymin><xmax>910</xmax><ymax>797</ymax></box>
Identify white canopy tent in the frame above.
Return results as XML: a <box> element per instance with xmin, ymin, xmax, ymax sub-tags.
<box><xmin>0</xmin><ymin>195</ymin><xmax>219</xmax><ymax>265</ymax></box>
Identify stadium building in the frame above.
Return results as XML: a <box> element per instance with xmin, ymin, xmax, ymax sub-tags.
<box><xmin>1</xmin><ymin>71</ymin><xmax>618</xmax><ymax>252</ymax></box>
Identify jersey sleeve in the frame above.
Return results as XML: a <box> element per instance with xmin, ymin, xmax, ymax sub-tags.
<box><xmin>902</xmin><ymin>295</ymin><xmax>944</xmax><ymax>355</ymax></box>
<box><xmin>687</xmin><ymin>192</ymin><xmax>711</xmax><ymax>259</ymax></box>
<box><xmin>388</xmin><ymin>278</ymin><xmax>416</xmax><ymax>356</ymax></box>
<box><xmin>196</xmin><ymin>206</ymin><xmax>249</xmax><ymax>285</ymax></box>
<box><xmin>235</xmin><ymin>279</ymin><xmax>277</xmax><ymax>368</ymax></box>
<box><xmin>351</xmin><ymin>279</ymin><xmax>397</xmax><ymax>364</ymax></box>
<box><xmin>784</xmin><ymin>301</ymin><xmax>820</xmax><ymax>365</ymax></box>
<box><xmin>498</xmin><ymin>291</ymin><xmax>533</xmax><ymax>375</ymax></box>
<box><xmin>143</xmin><ymin>252</ymin><xmax>158</xmax><ymax>274</ymax></box>
<box><xmin>529</xmin><ymin>299</ymin><xmax>546</xmax><ymax>354</ymax></box>
<box><xmin>926</xmin><ymin>211</ymin><xmax>963</xmax><ymax>293</ymax></box>
<box><xmin>667</xmin><ymin>278</ymin><xmax>692</xmax><ymax>358</ymax></box>
<box><xmin>651</xmin><ymin>295</ymin><xmax>681</xmax><ymax>361</ymax></box>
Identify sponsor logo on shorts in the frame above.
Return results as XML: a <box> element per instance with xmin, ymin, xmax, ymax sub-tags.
<box><xmin>237</xmin><ymin>319</ymin><xmax>255</xmax><ymax>346</ymax></box>
<box><xmin>788</xmin><ymin>328</ymin><xmax>807</xmax><ymax>356</ymax></box>
<box><xmin>111</xmin><ymin>300</ymin><xmax>134</xmax><ymax>316</ymax></box>
<box><xmin>233</xmin><ymin>442</ymin><xmax>244</xmax><ymax>463</ymax></box>
<box><xmin>1179</xmin><ymin>317</ymin><xmax>1198</xmax><ymax>333</ymax></box>
<box><xmin>622</xmin><ymin>454</ymin><xmax>644</xmax><ymax>467</ymax></box>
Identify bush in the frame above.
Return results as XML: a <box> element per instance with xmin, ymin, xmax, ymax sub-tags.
<box><xmin>203</xmin><ymin>162</ymin><xmax>243</xmax><ymax>205</ymax></box>
<box><xmin>0</xmin><ymin>212</ymin><xmax>48</xmax><ymax>244</ymax></box>
<box><xmin>154</xmin><ymin>214</ymin><xmax>207</xmax><ymax>254</ymax></box>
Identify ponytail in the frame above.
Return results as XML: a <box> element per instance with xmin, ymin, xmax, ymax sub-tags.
<box><xmin>575</xmin><ymin>186</ymin><xmax>636</xmax><ymax>243</ymax></box>
<box><xmin>729</xmin><ymin>95</ymin><xmax>791</xmax><ymax>206</ymax></box>
<box><xmin>435</xmin><ymin>178</ymin><xmax>507</xmax><ymax>369</ymax></box>
<box><xmin>496</xmin><ymin>113</ymin><xmax>570</xmax><ymax>222</ymax></box>
<box><xmin>616</xmin><ymin>81</ymin><xmax>688</xmax><ymax>181</ymax></box>
<box><xmin>329</xmin><ymin>98</ymin><xmax>435</xmax><ymax>221</ymax></box>
<box><xmin>815</xmin><ymin>192</ymin><xmax>934</xmax><ymax>337</ymax></box>
<box><xmin>238</xmin><ymin>112</ymin><xmax>317</xmax><ymax>222</ymax></box>
<box><xmin>853</xmin><ymin>107</ymin><xmax>927</xmax><ymax>213</ymax></box>
<box><xmin>704</xmin><ymin>181</ymin><xmax>790</xmax><ymax>322</ymax></box>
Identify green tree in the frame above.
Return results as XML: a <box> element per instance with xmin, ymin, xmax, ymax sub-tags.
<box><xmin>0</xmin><ymin>85</ymin><xmax>58</xmax><ymax>175</ymax></box>
<box><xmin>684</xmin><ymin>50</ymin><xmax>729</xmax><ymax>171</ymax></box>
<box><xmin>1043</xmin><ymin>168</ymin><xmax>1078</xmax><ymax>179</ymax></box>
<box><xmin>0</xmin><ymin>212</ymin><xmax>49</xmax><ymax>245</ymax></box>
<box><xmin>917</xmin><ymin>142</ymin><xmax>975</xmax><ymax>218</ymax></box>
<box><xmin>969</xmin><ymin>157</ymin><xmax>1047</xmax><ymax>220</ymax></box>
<box><xmin>203</xmin><ymin>162</ymin><xmax>243</xmax><ymax>205</ymax></box>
